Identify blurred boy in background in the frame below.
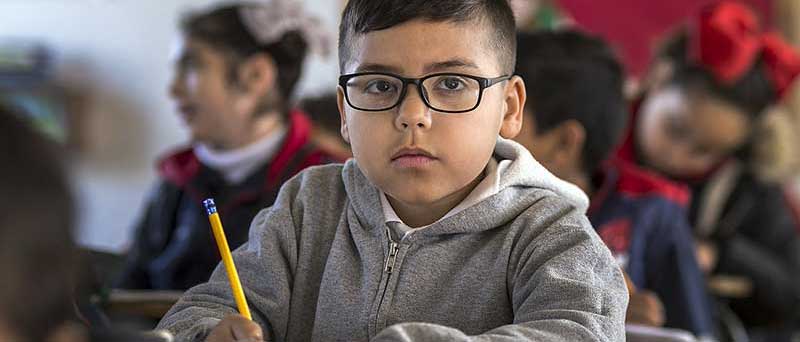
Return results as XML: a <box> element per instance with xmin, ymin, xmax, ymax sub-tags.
<box><xmin>514</xmin><ymin>30</ymin><xmax>715</xmax><ymax>339</ymax></box>
<box><xmin>299</xmin><ymin>92</ymin><xmax>352</xmax><ymax>160</ymax></box>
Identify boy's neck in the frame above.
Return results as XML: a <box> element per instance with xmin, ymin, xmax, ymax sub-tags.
<box><xmin>562</xmin><ymin>170</ymin><xmax>594</xmax><ymax>198</ymax></box>
<box><xmin>388</xmin><ymin>172</ymin><xmax>484</xmax><ymax>228</ymax></box>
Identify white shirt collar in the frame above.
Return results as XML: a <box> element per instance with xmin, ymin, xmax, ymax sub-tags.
<box><xmin>194</xmin><ymin>128</ymin><xmax>287</xmax><ymax>184</ymax></box>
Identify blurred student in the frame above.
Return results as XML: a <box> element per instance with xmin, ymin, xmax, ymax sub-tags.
<box><xmin>299</xmin><ymin>92</ymin><xmax>352</xmax><ymax>160</ymax></box>
<box><xmin>513</xmin><ymin>30</ymin><xmax>715</xmax><ymax>339</ymax></box>
<box><xmin>618</xmin><ymin>1</ymin><xmax>800</xmax><ymax>335</ymax></box>
<box><xmin>0</xmin><ymin>105</ymin><xmax>87</xmax><ymax>342</ymax></box>
<box><xmin>117</xmin><ymin>1</ymin><xmax>339</xmax><ymax>290</ymax></box>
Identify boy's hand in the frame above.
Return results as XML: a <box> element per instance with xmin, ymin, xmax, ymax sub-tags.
<box><xmin>695</xmin><ymin>240</ymin><xmax>718</xmax><ymax>274</ymax></box>
<box><xmin>626</xmin><ymin>290</ymin><xmax>666</xmax><ymax>327</ymax></box>
<box><xmin>205</xmin><ymin>315</ymin><xmax>265</xmax><ymax>342</ymax></box>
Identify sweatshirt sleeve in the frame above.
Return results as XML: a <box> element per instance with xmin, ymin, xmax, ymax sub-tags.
<box><xmin>156</xmin><ymin>179</ymin><xmax>302</xmax><ymax>342</ymax></box>
<box><xmin>372</xmin><ymin>206</ymin><xmax>629</xmax><ymax>342</ymax></box>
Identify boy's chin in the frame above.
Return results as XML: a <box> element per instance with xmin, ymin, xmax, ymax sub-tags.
<box><xmin>385</xmin><ymin>186</ymin><xmax>462</xmax><ymax>208</ymax></box>
<box><xmin>390</xmin><ymin>193</ymin><xmax>440</xmax><ymax>207</ymax></box>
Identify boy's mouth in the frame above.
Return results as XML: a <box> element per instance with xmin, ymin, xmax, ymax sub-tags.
<box><xmin>391</xmin><ymin>147</ymin><xmax>437</xmax><ymax>168</ymax></box>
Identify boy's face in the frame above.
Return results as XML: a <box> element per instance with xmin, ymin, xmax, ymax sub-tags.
<box><xmin>338</xmin><ymin>20</ymin><xmax>524</xmax><ymax>209</ymax></box>
<box><xmin>515</xmin><ymin>111</ymin><xmax>557</xmax><ymax>172</ymax></box>
<box><xmin>514</xmin><ymin>111</ymin><xmax>579</xmax><ymax>180</ymax></box>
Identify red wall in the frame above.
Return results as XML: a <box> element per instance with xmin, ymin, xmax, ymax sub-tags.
<box><xmin>557</xmin><ymin>0</ymin><xmax>774</xmax><ymax>76</ymax></box>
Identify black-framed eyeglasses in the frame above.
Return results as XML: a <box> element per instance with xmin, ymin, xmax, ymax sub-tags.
<box><xmin>338</xmin><ymin>72</ymin><xmax>510</xmax><ymax>114</ymax></box>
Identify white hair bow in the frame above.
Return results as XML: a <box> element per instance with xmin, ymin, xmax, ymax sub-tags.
<box><xmin>239</xmin><ymin>0</ymin><xmax>332</xmax><ymax>57</ymax></box>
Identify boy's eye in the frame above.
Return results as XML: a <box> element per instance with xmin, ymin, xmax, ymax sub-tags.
<box><xmin>434</xmin><ymin>76</ymin><xmax>468</xmax><ymax>91</ymax></box>
<box><xmin>364</xmin><ymin>79</ymin><xmax>398</xmax><ymax>94</ymax></box>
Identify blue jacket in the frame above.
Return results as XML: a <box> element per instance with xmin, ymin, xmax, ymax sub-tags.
<box><xmin>589</xmin><ymin>160</ymin><xmax>714</xmax><ymax>337</ymax></box>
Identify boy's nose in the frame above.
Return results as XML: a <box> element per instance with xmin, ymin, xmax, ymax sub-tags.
<box><xmin>395</xmin><ymin>85</ymin><xmax>432</xmax><ymax>130</ymax></box>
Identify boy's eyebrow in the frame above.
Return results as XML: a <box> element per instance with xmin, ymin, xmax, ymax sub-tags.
<box><xmin>354</xmin><ymin>63</ymin><xmax>404</xmax><ymax>74</ymax></box>
<box><xmin>423</xmin><ymin>59</ymin><xmax>479</xmax><ymax>74</ymax></box>
<box><xmin>352</xmin><ymin>59</ymin><xmax>480</xmax><ymax>75</ymax></box>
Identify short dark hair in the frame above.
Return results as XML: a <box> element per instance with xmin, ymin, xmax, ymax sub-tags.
<box><xmin>338</xmin><ymin>0</ymin><xmax>517</xmax><ymax>74</ymax></box>
<box><xmin>181</xmin><ymin>2</ymin><xmax>309</xmax><ymax>113</ymax></box>
<box><xmin>659</xmin><ymin>30</ymin><xmax>776</xmax><ymax>119</ymax></box>
<box><xmin>0</xmin><ymin>105</ymin><xmax>78</xmax><ymax>341</ymax></box>
<box><xmin>516</xmin><ymin>30</ymin><xmax>627</xmax><ymax>174</ymax></box>
<box><xmin>299</xmin><ymin>92</ymin><xmax>341</xmax><ymax>134</ymax></box>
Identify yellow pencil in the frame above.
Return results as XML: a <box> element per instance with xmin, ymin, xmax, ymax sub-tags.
<box><xmin>203</xmin><ymin>198</ymin><xmax>252</xmax><ymax>320</ymax></box>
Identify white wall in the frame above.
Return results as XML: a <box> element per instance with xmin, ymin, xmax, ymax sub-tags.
<box><xmin>0</xmin><ymin>0</ymin><xmax>340</xmax><ymax>252</ymax></box>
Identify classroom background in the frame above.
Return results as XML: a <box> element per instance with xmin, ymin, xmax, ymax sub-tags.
<box><xmin>0</xmin><ymin>0</ymin><xmax>340</xmax><ymax>252</ymax></box>
<box><xmin>3</xmin><ymin>0</ymin><xmax>800</xmax><ymax>341</ymax></box>
<box><xmin>1</xmin><ymin>0</ymin><xmax>798</xmax><ymax>254</ymax></box>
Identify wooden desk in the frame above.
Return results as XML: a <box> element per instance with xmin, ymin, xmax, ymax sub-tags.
<box><xmin>104</xmin><ymin>290</ymin><xmax>183</xmax><ymax>320</ymax></box>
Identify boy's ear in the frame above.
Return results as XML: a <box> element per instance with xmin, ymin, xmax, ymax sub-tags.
<box><xmin>337</xmin><ymin>86</ymin><xmax>351</xmax><ymax>144</ymax></box>
<box><xmin>237</xmin><ymin>54</ymin><xmax>277</xmax><ymax>97</ymax></box>
<box><xmin>553</xmin><ymin>120</ymin><xmax>586</xmax><ymax>169</ymax></box>
<box><xmin>499</xmin><ymin>75</ymin><xmax>526</xmax><ymax>139</ymax></box>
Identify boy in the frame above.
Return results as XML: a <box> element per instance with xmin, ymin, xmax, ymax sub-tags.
<box><xmin>158</xmin><ymin>1</ymin><xmax>628</xmax><ymax>341</ymax></box>
<box><xmin>512</xmin><ymin>31</ymin><xmax>714</xmax><ymax>338</ymax></box>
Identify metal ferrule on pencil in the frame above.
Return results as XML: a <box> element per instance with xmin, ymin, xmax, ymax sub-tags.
<box><xmin>203</xmin><ymin>198</ymin><xmax>217</xmax><ymax>215</ymax></box>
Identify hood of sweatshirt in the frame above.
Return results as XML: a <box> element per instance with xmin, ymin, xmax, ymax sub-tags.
<box><xmin>342</xmin><ymin>137</ymin><xmax>589</xmax><ymax>239</ymax></box>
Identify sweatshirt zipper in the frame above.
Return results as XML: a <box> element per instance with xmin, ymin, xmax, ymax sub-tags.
<box><xmin>384</xmin><ymin>227</ymin><xmax>400</xmax><ymax>273</ymax></box>
<box><xmin>373</xmin><ymin>227</ymin><xmax>400</xmax><ymax>333</ymax></box>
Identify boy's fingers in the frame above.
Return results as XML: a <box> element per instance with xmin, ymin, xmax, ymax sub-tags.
<box><xmin>206</xmin><ymin>315</ymin><xmax>265</xmax><ymax>342</ymax></box>
<box><xmin>626</xmin><ymin>291</ymin><xmax>666</xmax><ymax>327</ymax></box>
<box><xmin>228</xmin><ymin>316</ymin><xmax>264</xmax><ymax>341</ymax></box>
<box><xmin>637</xmin><ymin>291</ymin><xmax>665</xmax><ymax>326</ymax></box>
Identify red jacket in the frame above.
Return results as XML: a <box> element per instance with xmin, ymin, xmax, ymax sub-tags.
<box><xmin>117</xmin><ymin>110</ymin><xmax>341</xmax><ymax>290</ymax></box>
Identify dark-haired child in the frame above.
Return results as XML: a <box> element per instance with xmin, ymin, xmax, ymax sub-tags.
<box><xmin>158</xmin><ymin>1</ymin><xmax>628</xmax><ymax>341</ymax></box>
<box><xmin>116</xmin><ymin>1</ymin><xmax>339</xmax><ymax>290</ymax></box>
<box><xmin>617</xmin><ymin>1</ymin><xmax>800</xmax><ymax>334</ymax></box>
<box><xmin>0</xmin><ymin>105</ymin><xmax>87</xmax><ymax>342</ymax></box>
<box><xmin>299</xmin><ymin>92</ymin><xmax>352</xmax><ymax>160</ymax></box>
<box><xmin>513</xmin><ymin>30</ymin><xmax>714</xmax><ymax>339</ymax></box>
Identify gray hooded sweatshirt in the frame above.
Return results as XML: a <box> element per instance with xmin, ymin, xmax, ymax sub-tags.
<box><xmin>158</xmin><ymin>139</ymin><xmax>628</xmax><ymax>341</ymax></box>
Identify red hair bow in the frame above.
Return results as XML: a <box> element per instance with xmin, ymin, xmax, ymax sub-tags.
<box><xmin>693</xmin><ymin>1</ymin><xmax>800</xmax><ymax>99</ymax></box>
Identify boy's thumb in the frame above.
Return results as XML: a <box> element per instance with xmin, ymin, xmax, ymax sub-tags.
<box><xmin>230</xmin><ymin>316</ymin><xmax>264</xmax><ymax>341</ymax></box>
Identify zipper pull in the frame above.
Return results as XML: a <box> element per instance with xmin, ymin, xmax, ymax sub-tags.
<box><xmin>384</xmin><ymin>227</ymin><xmax>400</xmax><ymax>273</ymax></box>
<box><xmin>384</xmin><ymin>241</ymin><xmax>399</xmax><ymax>273</ymax></box>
